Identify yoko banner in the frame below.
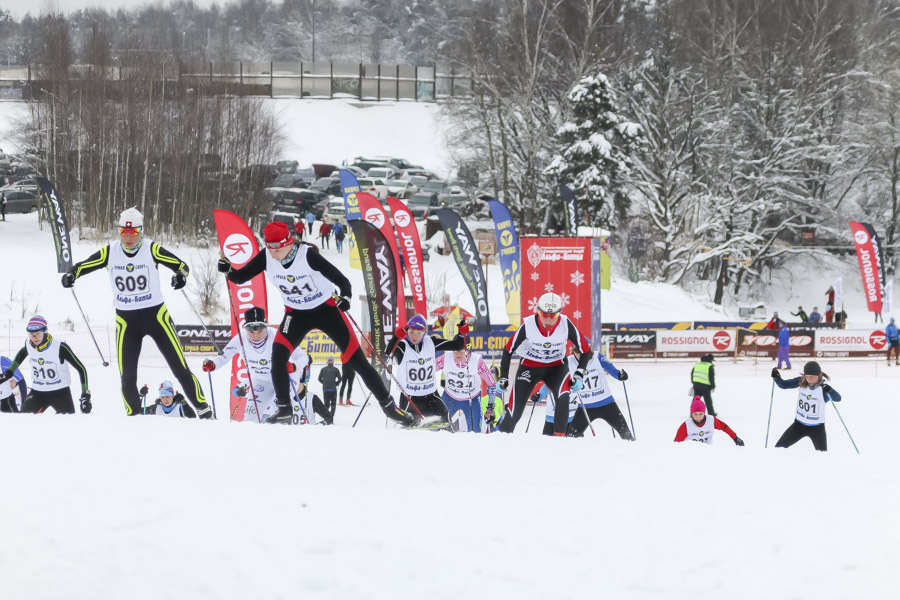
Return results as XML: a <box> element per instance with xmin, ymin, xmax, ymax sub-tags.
<box><xmin>349</xmin><ymin>219</ymin><xmax>397</xmax><ymax>385</ymax></box>
<box><xmin>37</xmin><ymin>178</ymin><xmax>73</xmax><ymax>273</ymax></box>
<box><xmin>387</xmin><ymin>196</ymin><xmax>427</xmax><ymax>318</ymax></box>
<box><xmin>436</xmin><ymin>208</ymin><xmax>491</xmax><ymax>332</ymax></box>
<box><xmin>213</xmin><ymin>209</ymin><xmax>269</xmax><ymax>421</ymax></box>
<box><xmin>849</xmin><ymin>221</ymin><xmax>885</xmax><ymax>314</ymax></box>
<box><xmin>487</xmin><ymin>199</ymin><xmax>521</xmax><ymax>327</ymax></box>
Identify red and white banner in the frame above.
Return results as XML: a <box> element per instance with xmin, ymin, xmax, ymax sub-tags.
<box><xmin>656</xmin><ymin>330</ymin><xmax>735</xmax><ymax>358</ymax></box>
<box><xmin>737</xmin><ymin>330</ymin><xmax>815</xmax><ymax>359</ymax></box>
<box><xmin>849</xmin><ymin>221</ymin><xmax>885</xmax><ymax>314</ymax></box>
<box><xmin>520</xmin><ymin>237</ymin><xmax>593</xmax><ymax>338</ymax></box>
<box><xmin>387</xmin><ymin>196</ymin><xmax>427</xmax><ymax>318</ymax></box>
<box><xmin>213</xmin><ymin>209</ymin><xmax>268</xmax><ymax>421</ymax></box>
<box><xmin>815</xmin><ymin>329</ymin><xmax>889</xmax><ymax>358</ymax></box>
<box><xmin>357</xmin><ymin>193</ymin><xmax>406</xmax><ymax>324</ymax></box>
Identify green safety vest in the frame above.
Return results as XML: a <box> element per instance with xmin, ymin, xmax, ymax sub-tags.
<box><xmin>692</xmin><ymin>361</ymin><xmax>712</xmax><ymax>385</ymax></box>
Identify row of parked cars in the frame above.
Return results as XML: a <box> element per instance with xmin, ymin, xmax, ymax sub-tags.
<box><xmin>0</xmin><ymin>151</ymin><xmax>42</xmax><ymax>213</ymax></box>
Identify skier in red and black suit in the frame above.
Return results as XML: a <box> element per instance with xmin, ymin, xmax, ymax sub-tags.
<box><xmin>495</xmin><ymin>293</ymin><xmax>593</xmax><ymax>436</ymax></box>
<box><xmin>219</xmin><ymin>221</ymin><xmax>415</xmax><ymax>426</ymax></box>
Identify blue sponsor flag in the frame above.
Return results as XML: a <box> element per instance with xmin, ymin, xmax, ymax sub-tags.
<box><xmin>488</xmin><ymin>199</ymin><xmax>521</xmax><ymax>327</ymax></box>
<box><xmin>339</xmin><ymin>168</ymin><xmax>362</xmax><ymax>221</ymax></box>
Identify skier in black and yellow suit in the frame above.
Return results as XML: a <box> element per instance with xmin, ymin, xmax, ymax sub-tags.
<box><xmin>61</xmin><ymin>207</ymin><xmax>212</xmax><ymax>418</ymax></box>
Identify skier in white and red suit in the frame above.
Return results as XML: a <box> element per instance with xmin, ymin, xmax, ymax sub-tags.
<box><xmin>495</xmin><ymin>292</ymin><xmax>593</xmax><ymax>436</ymax></box>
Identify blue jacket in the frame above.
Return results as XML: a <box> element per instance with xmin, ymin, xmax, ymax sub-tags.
<box><xmin>886</xmin><ymin>323</ymin><xmax>899</xmax><ymax>341</ymax></box>
<box><xmin>775</xmin><ymin>376</ymin><xmax>841</xmax><ymax>403</ymax></box>
<box><xmin>778</xmin><ymin>326</ymin><xmax>790</xmax><ymax>347</ymax></box>
<box><xmin>808</xmin><ymin>311</ymin><xmax>821</xmax><ymax>323</ymax></box>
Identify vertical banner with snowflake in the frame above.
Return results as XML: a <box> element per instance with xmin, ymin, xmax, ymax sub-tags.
<box><xmin>520</xmin><ymin>237</ymin><xmax>594</xmax><ymax>336</ymax></box>
<box><xmin>436</xmin><ymin>208</ymin><xmax>491</xmax><ymax>332</ymax></box>
<box><xmin>488</xmin><ymin>199</ymin><xmax>522</xmax><ymax>327</ymax></box>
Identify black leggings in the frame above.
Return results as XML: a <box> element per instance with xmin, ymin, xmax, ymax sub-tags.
<box><xmin>499</xmin><ymin>363</ymin><xmax>570</xmax><ymax>435</ymax></box>
<box><xmin>116</xmin><ymin>304</ymin><xmax>209</xmax><ymax>418</ymax></box>
<box><xmin>1</xmin><ymin>394</ymin><xmax>19</xmax><ymax>413</ymax></box>
<box><xmin>776</xmin><ymin>421</ymin><xmax>827</xmax><ymax>451</ymax></box>
<box><xmin>569</xmin><ymin>402</ymin><xmax>634</xmax><ymax>440</ymax></box>
<box><xmin>399</xmin><ymin>391</ymin><xmax>450</xmax><ymax>422</ymax></box>
<box><xmin>340</xmin><ymin>367</ymin><xmax>355</xmax><ymax>400</ymax></box>
<box><xmin>22</xmin><ymin>388</ymin><xmax>75</xmax><ymax>414</ymax></box>
<box><xmin>693</xmin><ymin>383</ymin><xmax>715</xmax><ymax>415</ymax></box>
<box><xmin>272</xmin><ymin>302</ymin><xmax>392</xmax><ymax>412</ymax></box>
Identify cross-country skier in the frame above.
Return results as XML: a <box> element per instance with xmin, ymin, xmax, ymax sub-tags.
<box><xmin>143</xmin><ymin>380</ymin><xmax>186</xmax><ymax>417</ymax></box>
<box><xmin>202</xmin><ymin>307</ymin><xmax>311</xmax><ymax>423</ymax></box>
<box><xmin>495</xmin><ymin>293</ymin><xmax>592</xmax><ymax>435</ymax></box>
<box><xmin>436</xmin><ymin>345</ymin><xmax>497</xmax><ymax>432</ymax></box>
<box><xmin>0</xmin><ymin>354</ymin><xmax>27</xmax><ymax>413</ymax></box>
<box><xmin>771</xmin><ymin>362</ymin><xmax>840</xmax><ymax>451</ymax></box>
<box><xmin>674</xmin><ymin>397</ymin><xmax>744</xmax><ymax>445</ymax></box>
<box><xmin>385</xmin><ymin>313</ymin><xmax>467</xmax><ymax>423</ymax></box>
<box><xmin>218</xmin><ymin>220</ymin><xmax>416</xmax><ymax>425</ymax></box>
<box><xmin>60</xmin><ymin>207</ymin><xmax>212</xmax><ymax>418</ymax></box>
<box><xmin>0</xmin><ymin>316</ymin><xmax>91</xmax><ymax>414</ymax></box>
<box><xmin>539</xmin><ymin>384</ymin><xmax>577</xmax><ymax>436</ymax></box>
<box><xmin>566</xmin><ymin>347</ymin><xmax>633</xmax><ymax>440</ymax></box>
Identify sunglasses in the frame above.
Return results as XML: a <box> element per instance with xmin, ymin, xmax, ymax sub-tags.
<box><xmin>538</xmin><ymin>311</ymin><xmax>560</xmax><ymax>321</ymax></box>
<box><xmin>119</xmin><ymin>226</ymin><xmax>142</xmax><ymax>235</ymax></box>
<box><xmin>244</xmin><ymin>323</ymin><xmax>267</xmax><ymax>332</ymax></box>
<box><xmin>266</xmin><ymin>238</ymin><xmax>293</xmax><ymax>250</ymax></box>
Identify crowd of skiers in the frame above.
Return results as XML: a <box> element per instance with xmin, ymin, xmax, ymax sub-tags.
<box><xmin>0</xmin><ymin>212</ymin><xmax>852</xmax><ymax>451</ymax></box>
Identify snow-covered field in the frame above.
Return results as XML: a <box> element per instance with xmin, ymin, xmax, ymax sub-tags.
<box><xmin>1</xmin><ymin>100</ymin><xmax>898</xmax><ymax>598</ymax></box>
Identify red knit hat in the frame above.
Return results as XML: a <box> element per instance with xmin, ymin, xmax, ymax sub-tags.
<box><xmin>690</xmin><ymin>396</ymin><xmax>706</xmax><ymax>414</ymax></box>
<box><xmin>264</xmin><ymin>221</ymin><xmax>293</xmax><ymax>249</ymax></box>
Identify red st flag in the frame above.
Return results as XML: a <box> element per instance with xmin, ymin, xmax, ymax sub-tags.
<box><xmin>387</xmin><ymin>196</ymin><xmax>427</xmax><ymax>318</ymax></box>
<box><xmin>213</xmin><ymin>209</ymin><xmax>269</xmax><ymax>420</ymax></box>
<box><xmin>356</xmin><ymin>192</ymin><xmax>407</xmax><ymax>324</ymax></box>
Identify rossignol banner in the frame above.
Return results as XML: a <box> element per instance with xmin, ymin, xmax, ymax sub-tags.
<box><xmin>815</xmin><ymin>329</ymin><xmax>889</xmax><ymax>358</ymax></box>
<box><xmin>349</xmin><ymin>219</ymin><xmax>397</xmax><ymax>384</ymax></box>
<box><xmin>656</xmin><ymin>329</ymin><xmax>735</xmax><ymax>358</ymax></box>
<box><xmin>213</xmin><ymin>209</ymin><xmax>269</xmax><ymax>421</ymax></box>
<box><xmin>436</xmin><ymin>208</ymin><xmax>491</xmax><ymax>332</ymax></box>
<box><xmin>357</xmin><ymin>192</ymin><xmax>406</xmax><ymax>324</ymax></box>
<box><xmin>37</xmin><ymin>178</ymin><xmax>73</xmax><ymax>273</ymax></box>
<box><xmin>338</xmin><ymin>168</ymin><xmax>362</xmax><ymax>270</ymax></box>
<box><xmin>559</xmin><ymin>183</ymin><xmax>578</xmax><ymax>236</ymax></box>
<box><xmin>736</xmin><ymin>330</ymin><xmax>816</xmax><ymax>359</ymax></box>
<box><xmin>387</xmin><ymin>196</ymin><xmax>427</xmax><ymax>318</ymax></box>
<box><xmin>488</xmin><ymin>199</ymin><xmax>522</xmax><ymax>328</ymax></box>
<box><xmin>849</xmin><ymin>221</ymin><xmax>885</xmax><ymax>314</ymax></box>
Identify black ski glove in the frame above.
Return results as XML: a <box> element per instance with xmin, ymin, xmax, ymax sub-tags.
<box><xmin>61</xmin><ymin>269</ymin><xmax>76</xmax><ymax>288</ymax></box>
<box><xmin>173</xmin><ymin>392</ymin><xmax>185</xmax><ymax>404</ymax></box>
<box><xmin>821</xmin><ymin>384</ymin><xmax>833</xmax><ymax>395</ymax></box>
<box><xmin>232</xmin><ymin>385</ymin><xmax>248</xmax><ymax>398</ymax></box>
<box><xmin>217</xmin><ymin>256</ymin><xmax>232</xmax><ymax>274</ymax></box>
<box><xmin>328</xmin><ymin>295</ymin><xmax>351</xmax><ymax>311</ymax></box>
<box><xmin>80</xmin><ymin>391</ymin><xmax>92</xmax><ymax>414</ymax></box>
<box><xmin>618</xmin><ymin>369</ymin><xmax>629</xmax><ymax>381</ymax></box>
<box><xmin>484</xmin><ymin>404</ymin><xmax>495</xmax><ymax>423</ymax></box>
<box><xmin>734</xmin><ymin>437</ymin><xmax>744</xmax><ymax>446</ymax></box>
<box><xmin>171</xmin><ymin>270</ymin><xmax>187</xmax><ymax>290</ymax></box>
<box><xmin>139</xmin><ymin>384</ymin><xmax>149</xmax><ymax>397</ymax></box>
<box><xmin>771</xmin><ymin>368</ymin><xmax>781</xmax><ymax>380</ymax></box>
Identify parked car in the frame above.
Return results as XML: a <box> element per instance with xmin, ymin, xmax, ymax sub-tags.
<box><xmin>439</xmin><ymin>185</ymin><xmax>467</xmax><ymax>204</ymax></box>
<box><xmin>294</xmin><ymin>167</ymin><xmax>318</xmax><ymax>187</ymax></box>
<box><xmin>0</xmin><ymin>178</ymin><xmax>39</xmax><ymax>195</ymax></box>
<box><xmin>351</xmin><ymin>158</ymin><xmax>401</xmax><ymax>178</ymax></box>
<box><xmin>275</xmin><ymin>160</ymin><xmax>299</xmax><ymax>174</ymax></box>
<box><xmin>420</xmin><ymin>179</ymin><xmax>446</xmax><ymax>195</ymax></box>
<box><xmin>324</xmin><ymin>198</ymin><xmax>348</xmax><ymax>226</ymax></box>
<box><xmin>312</xmin><ymin>163</ymin><xmax>338</xmax><ymax>179</ymax></box>
<box><xmin>311</xmin><ymin>177</ymin><xmax>343</xmax><ymax>197</ymax></box>
<box><xmin>373</xmin><ymin>156</ymin><xmax>423</xmax><ymax>171</ymax></box>
<box><xmin>407</xmin><ymin>175</ymin><xmax>429</xmax><ymax>189</ymax></box>
<box><xmin>272</xmin><ymin>173</ymin><xmax>311</xmax><ymax>189</ymax></box>
<box><xmin>238</xmin><ymin>164</ymin><xmax>279</xmax><ymax>190</ymax></box>
<box><xmin>263</xmin><ymin>211</ymin><xmax>300</xmax><ymax>237</ymax></box>
<box><xmin>357</xmin><ymin>177</ymin><xmax>389</xmax><ymax>200</ymax></box>
<box><xmin>312</xmin><ymin>196</ymin><xmax>331</xmax><ymax>220</ymax></box>
<box><xmin>2</xmin><ymin>189</ymin><xmax>41</xmax><ymax>213</ymax></box>
<box><xmin>265</xmin><ymin>187</ymin><xmax>328</xmax><ymax>212</ymax></box>
<box><xmin>401</xmin><ymin>168</ymin><xmax>437</xmax><ymax>180</ymax></box>
<box><xmin>332</xmin><ymin>165</ymin><xmax>366</xmax><ymax>179</ymax></box>
<box><xmin>366</xmin><ymin>167</ymin><xmax>396</xmax><ymax>181</ymax></box>
<box><xmin>407</xmin><ymin>191</ymin><xmax>439</xmax><ymax>219</ymax></box>
<box><xmin>385</xmin><ymin>179</ymin><xmax>418</xmax><ymax>199</ymax></box>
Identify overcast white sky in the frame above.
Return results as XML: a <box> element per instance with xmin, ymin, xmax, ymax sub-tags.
<box><xmin>3</xmin><ymin>0</ymin><xmax>223</xmax><ymax>19</ymax></box>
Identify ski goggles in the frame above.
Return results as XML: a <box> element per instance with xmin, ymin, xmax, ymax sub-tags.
<box><xmin>243</xmin><ymin>322</ymin><xmax>268</xmax><ymax>332</ymax></box>
<box><xmin>118</xmin><ymin>226</ymin><xmax>142</xmax><ymax>235</ymax></box>
<box><xmin>265</xmin><ymin>236</ymin><xmax>293</xmax><ymax>250</ymax></box>
<box><xmin>538</xmin><ymin>309</ymin><xmax>560</xmax><ymax>322</ymax></box>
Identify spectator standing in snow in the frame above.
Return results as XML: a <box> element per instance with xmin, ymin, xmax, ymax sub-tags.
<box><xmin>674</xmin><ymin>397</ymin><xmax>743</xmax><ymax>445</ymax></box>
<box><xmin>318</xmin><ymin>356</ymin><xmax>341</xmax><ymax>422</ymax></box>
<box><xmin>333</xmin><ymin>222</ymin><xmax>346</xmax><ymax>253</ymax></box>
<box><xmin>886</xmin><ymin>317</ymin><xmax>899</xmax><ymax>366</ymax></box>
<box><xmin>293</xmin><ymin>220</ymin><xmax>305</xmax><ymax>242</ymax></box>
<box><xmin>319</xmin><ymin>220</ymin><xmax>332</xmax><ymax>249</ymax></box>
<box><xmin>771</xmin><ymin>361</ymin><xmax>840</xmax><ymax>451</ymax></box>
<box><xmin>808</xmin><ymin>307</ymin><xmax>822</xmax><ymax>324</ymax></box>
<box><xmin>305</xmin><ymin>210</ymin><xmax>315</xmax><ymax>232</ymax></box>
<box><xmin>776</xmin><ymin>323</ymin><xmax>792</xmax><ymax>370</ymax></box>
<box><xmin>1</xmin><ymin>190</ymin><xmax>6</xmax><ymax>221</ymax></box>
<box><xmin>766</xmin><ymin>312</ymin><xmax>784</xmax><ymax>330</ymax></box>
<box><xmin>690</xmin><ymin>354</ymin><xmax>717</xmax><ymax>417</ymax></box>
<box><xmin>339</xmin><ymin>361</ymin><xmax>355</xmax><ymax>405</ymax></box>
<box><xmin>792</xmin><ymin>306</ymin><xmax>809</xmax><ymax>322</ymax></box>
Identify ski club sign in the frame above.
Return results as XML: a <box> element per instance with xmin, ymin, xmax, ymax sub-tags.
<box><xmin>520</xmin><ymin>238</ymin><xmax>594</xmax><ymax>338</ymax></box>
<box><xmin>656</xmin><ymin>330</ymin><xmax>735</xmax><ymax>358</ymax></box>
<box><xmin>815</xmin><ymin>329</ymin><xmax>889</xmax><ymax>358</ymax></box>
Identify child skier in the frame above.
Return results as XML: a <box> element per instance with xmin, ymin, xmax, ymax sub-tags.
<box><xmin>771</xmin><ymin>361</ymin><xmax>840</xmax><ymax>451</ymax></box>
<box><xmin>143</xmin><ymin>380</ymin><xmax>186</xmax><ymax>417</ymax></box>
<box><xmin>674</xmin><ymin>397</ymin><xmax>744</xmax><ymax>445</ymax></box>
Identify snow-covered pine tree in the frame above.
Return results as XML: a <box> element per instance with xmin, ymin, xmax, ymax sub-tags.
<box><xmin>545</xmin><ymin>71</ymin><xmax>644</xmax><ymax>230</ymax></box>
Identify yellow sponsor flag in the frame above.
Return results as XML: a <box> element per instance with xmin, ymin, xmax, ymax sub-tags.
<box><xmin>443</xmin><ymin>306</ymin><xmax>462</xmax><ymax>339</ymax></box>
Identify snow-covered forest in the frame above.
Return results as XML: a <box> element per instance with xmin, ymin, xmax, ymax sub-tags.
<box><xmin>2</xmin><ymin>0</ymin><xmax>899</xmax><ymax>305</ymax></box>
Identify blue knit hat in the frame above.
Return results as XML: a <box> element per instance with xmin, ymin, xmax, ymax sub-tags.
<box><xmin>26</xmin><ymin>315</ymin><xmax>48</xmax><ymax>332</ymax></box>
<box><xmin>158</xmin><ymin>380</ymin><xmax>175</xmax><ymax>397</ymax></box>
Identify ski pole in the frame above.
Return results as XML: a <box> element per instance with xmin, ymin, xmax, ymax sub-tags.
<box><xmin>622</xmin><ymin>381</ymin><xmax>637</xmax><ymax>441</ymax></box>
<box><xmin>225</xmin><ymin>286</ymin><xmax>262</xmax><ymax>423</ymax></box>
<box><xmin>180</xmin><ymin>289</ymin><xmax>222</xmax><ymax>355</ymax></box>
<box><xmin>342</xmin><ymin>307</ymin><xmax>426</xmax><ymax>419</ymax></box>
<box><xmin>289</xmin><ymin>377</ymin><xmax>310</xmax><ymax>424</ymax></box>
<box><xmin>207</xmin><ymin>371</ymin><xmax>217</xmax><ymax>420</ymax></box>
<box><xmin>352</xmin><ymin>391</ymin><xmax>373</xmax><ymax>428</ymax></box>
<box><xmin>525</xmin><ymin>395</ymin><xmax>539</xmax><ymax>433</ymax></box>
<box><xmin>69</xmin><ymin>288</ymin><xmax>109</xmax><ymax>366</ymax></box>
<box><xmin>830</xmin><ymin>402</ymin><xmax>860</xmax><ymax>454</ymax></box>
<box><xmin>765</xmin><ymin>380</ymin><xmax>775</xmax><ymax>448</ymax></box>
<box><xmin>574</xmin><ymin>391</ymin><xmax>596</xmax><ymax>437</ymax></box>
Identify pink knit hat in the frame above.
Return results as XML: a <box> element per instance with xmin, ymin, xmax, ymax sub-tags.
<box><xmin>690</xmin><ymin>396</ymin><xmax>706</xmax><ymax>414</ymax></box>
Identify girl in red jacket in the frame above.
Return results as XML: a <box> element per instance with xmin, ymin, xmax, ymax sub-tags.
<box><xmin>675</xmin><ymin>397</ymin><xmax>744</xmax><ymax>446</ymax></box>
